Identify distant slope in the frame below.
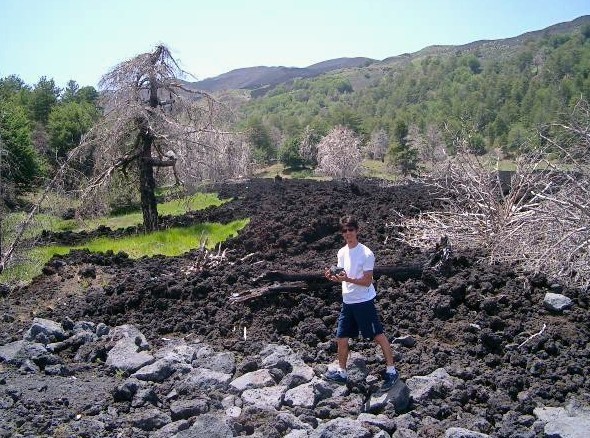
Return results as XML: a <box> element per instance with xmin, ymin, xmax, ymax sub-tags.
<box><xmin>383</xmin><ymin>15</ymin><xmax>590</xmax><ymax>63</ymax></box>
<box><xmin>191</xmin><ymin>16</ymin><xmax>590</xmax><ymax>95</ymax></box>
<box><xmin>192</xmin><ymin>58</ymin><xmax>376</xmax><ymax>92</ymax></box>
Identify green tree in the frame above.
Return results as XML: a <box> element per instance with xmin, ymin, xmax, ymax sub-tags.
<box><xmin>245</xmin><ymin>116</ymin><xmax>274</xmax><ymax>163</ymax></box>
<box><xmin>0</xmin><ymin>100</ymin><xmax>43</xmax><ymax>186</ymax></box>
<box><xmin>279</xmin><ymin>136</ymin><xmax>305</xmax><ymax>168</ymax></box>
<box><xmin>329</xmin><ymin>105</ymin><xmax>364</xmax><ymax>134</ymax></box>
<box><xmin>504</xmin><ymin>124</ymin><xmax>529</xmax><ymax>156</ymax></box>
<box><xmin>61</xmin><ymin>80</ymin><xmax>80</xmax><ymax>103</ymax></box>
<box><xmin>468</xmin><ymin>133</ymin><xmax>487</xmax><ymax>155</ymax></box>
<box><xmin>387</xmin><ymin>140</ymin><xmax>418</xmax><ymax>176</ymax></box>
<box><xmin>29</xmin><ymin>76</ymin><xmax>61</xmax><ymax>124</ymax></box>
<box><xmin>47</xmin><ymin>101</ymin><xmax>99</xmax><ymax>160</ymax></box>
<box><xmin>0</xmin><ymin>75</ymin><xmax>29</xmax><ymax>101</ymax></box>
<box><xmin>388</xmin><ymin>120</ymin><xmax>418</xmax><ymax>176</ymax></box>
<box><xmin>76</xmin><ymin>86</ymin><xmax>99</xmax><ymax>105</ymax></box>
<box><xmin>61</xmin><ymin>81</ymin><xmax>99</xmax><ymax>105</ymax></box>
<box><xmin>392</xmin><ymin>120</ymin><xmax>409</xmax><ymax>146</ymax></box>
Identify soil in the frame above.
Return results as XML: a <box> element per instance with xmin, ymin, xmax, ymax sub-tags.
<box><xmin>1</xmin><ymin>177</ymin><xmax>589</xmax><ymax>437</ymax></box>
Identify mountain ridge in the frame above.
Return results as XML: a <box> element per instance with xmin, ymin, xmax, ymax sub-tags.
<box><xmin>192</xmin><ymin>57</ymin><xmax>375</xmax><ymax>92</ymax></box>
<box><xmin>191</xmin><ymin>15</ymin><xmax>590</xmax><ymax>93</ymax></box>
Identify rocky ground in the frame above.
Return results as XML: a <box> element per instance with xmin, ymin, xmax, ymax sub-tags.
<box><xmin>0</xmin><ymin>178</ymin><xmax>589</xmax><ymax>437</ymax></box>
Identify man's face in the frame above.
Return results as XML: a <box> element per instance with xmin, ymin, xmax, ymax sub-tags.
<box><xmin>341</xmin><ymin>226</ymin><xmax>358</xmax><ymax>244</ymax></box>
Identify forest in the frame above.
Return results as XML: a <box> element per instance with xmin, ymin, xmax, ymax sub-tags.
<box><xmin>241</xmin><ymin>22</ymin><xmax>590</xmax><ymax>168</ymax></box>
<box><xmin>1</xmin><ymin>22</ymin><xmax>590</xmax><ymax>197</ymax></box>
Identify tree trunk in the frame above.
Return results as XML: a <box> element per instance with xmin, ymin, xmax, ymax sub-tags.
<box><xmin>252</xmin><ymin>265</ymin><xmax>424</xmax><ymax>285</ymax></box>
<box><xmin>139</xmin><ymin>133</ymin><xmax>158</xmax><ymax>232</ymax></box>
<box><xmin>138</xmin><ymin>77</ymin><xmax>161</xmax><ymax>233</ymax></box>
<box><xmin>232</xmin><ymin>265</ymin><xmax>426</xmax><ymax>303</ymax></box>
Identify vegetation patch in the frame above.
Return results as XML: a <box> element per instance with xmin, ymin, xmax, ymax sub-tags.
<box><xmin>73</xmin><ymin>193</ymin><xmax>230</xmax><ymax>231</ymax></box>
<box><xmin>0</xmin><ymin>219</ymin><xmax>249</xmax><ymax>284</ymax></box>
<box><xmin>1</xmin><ymin>193</ymin><xmax>230</xmax><ymax>243</ymax></box>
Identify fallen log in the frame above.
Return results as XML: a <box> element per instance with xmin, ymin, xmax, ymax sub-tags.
<box><xmin>252</xmin><ymin>265</ymin><xmax>423</xmax><ymax>285</ymax></box>
<box><xmin>231</xmin><ymin>265</ymin><xmax>424</xmax><ymax>303</ymax></box>
<box><xmin>232</xmin><ymin>236</ymin><xmax>452</xmax><ymax>303</ymax></box>
<box><xmin>229</xmin><ymin>281</ymin><xmax>310</xmax><ymax>303</ymax></box>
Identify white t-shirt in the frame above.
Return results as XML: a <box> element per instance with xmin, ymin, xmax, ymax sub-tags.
<box><xmin>337</xmin><ymin>242</ymin><xmax>376</xmax><ymax>304</ymax></box>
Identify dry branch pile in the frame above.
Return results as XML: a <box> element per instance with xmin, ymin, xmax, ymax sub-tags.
<box><xmin>391</xmin><ymin>111</ymin><xmax>590</xmax><ymax>290</ymax></box>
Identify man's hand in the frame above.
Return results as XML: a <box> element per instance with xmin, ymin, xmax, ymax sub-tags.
<box><xmin>325</xmin><ymin>267</ymin><xmax>347</xmax><ymax>282</ymax></box>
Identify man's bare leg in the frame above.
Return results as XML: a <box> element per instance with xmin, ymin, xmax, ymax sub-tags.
<box><xmin>337</xmin><ymin>337</ymin><xmax>350</xmax><ymax>370</ymax></box>
<box><xmin>374</xmin><ymin>333</ymin><xmax>395</xmax><ymax>366</ymax></box>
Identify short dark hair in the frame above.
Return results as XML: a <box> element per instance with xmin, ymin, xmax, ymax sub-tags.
<box><xmin>340</xmin><ymin>215</ymin><xmax>358</xmax><ymax>230</ymax></box>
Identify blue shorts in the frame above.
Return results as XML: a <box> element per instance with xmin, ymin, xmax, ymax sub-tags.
<box><xmin>336</xmin><ymin>299</ymin><xmax>384</xmax><ymax>339</ymax></box>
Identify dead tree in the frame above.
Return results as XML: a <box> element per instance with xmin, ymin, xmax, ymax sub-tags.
<box><xmin>315</xmin><ymin>126</ymin><xmax>363</xmax><ymax>179</ymax></box>
<box><xmin>394</xmin><ymin>103</ymin><xmax>590</xmax><ymax>290</ymax></box>
<box><xmin>77</xmin><ymin>45</ymin><xmax>243</xmax><ymax>232</ymax></box>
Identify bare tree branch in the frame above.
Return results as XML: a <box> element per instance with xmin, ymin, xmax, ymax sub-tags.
<box><xmin>315</xmin><ymin>126</ymin><xmax>363</xmax><ymax>179</ymax></box>
<box><xmin>74</xmin><ymin>45</ymin><xmax>249</xmax><ymax>229</ymax></box>
<box><xmin>391</xmin><ymin>99</ymin><xmax>590</xmax><ymax>290</ymax></box>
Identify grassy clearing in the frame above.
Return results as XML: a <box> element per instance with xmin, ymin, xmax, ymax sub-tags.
<box><xmin>361</xmin><ymin>159</ymin><xmax>398</xmax><ymax>180</ymax></box>
<box><xmin>254</xmin><ymin>160</ymin><xmax>402</xmax><ymax>180</ymax></box>
<box><xmin>0</xmin><ymin>219</ymin><xmax>249</xmax><ymax>284</ymax></box>
<box><xmin>253</xmin><ymin>163</ymin><xmax>331</xmax><ymax>181</ymax></box>
<box><xmin>80</xmin><ymin>220</ymin><xmax>250</xmax><ymax>257</ymax></box>
<box><xmin>67</xmin><ymin>192</ymin><xmax>230</xmax><ymax>232</ymax></box>
<box><xmin>1</xmin><ymin>193</ymin><xmax>230</xmax><ymax>243</ymax></box>
<box><xmin>0</xmin><ymin>192</ymin><xmax>236</xmax><ymax>285</ymax></box>
<box><xmin>253</xmin><ymin>162</ymin><xmax>284</xmax><ymax>178</ymax></box>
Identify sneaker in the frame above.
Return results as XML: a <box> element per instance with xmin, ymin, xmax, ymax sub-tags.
<box><xmin>324</xmin><ymin>369</ymin><xmax>347</xmax><ymax>384</ymax></box>
<box><xmin>379</xmin><ymin>370</ymin><xmax>399</xmax><ymax>392</ymax></box>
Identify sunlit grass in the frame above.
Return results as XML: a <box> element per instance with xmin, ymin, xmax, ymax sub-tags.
<box><xmin>361</xmin><ymin>159</ymin><xmax>398</xmax><ymax>180</ymax></box>
<box><xmin>80</xmin><ymin>220</ymin><xmax>249</xmax><ymax>257</ymax></box>
<box><xmin>69</xmin><ymin>192</ymin><xmax>230</xmax><ymax>231</ymax></box>
<box><xmin>1</xmin><ymin>192</ymin><xmax>230</xmax><ymax>244</ymax></box>
<box><xmin>0</xmin><ymin>219</ymin><xmax>249</xmax><ymax>284</ymax></box>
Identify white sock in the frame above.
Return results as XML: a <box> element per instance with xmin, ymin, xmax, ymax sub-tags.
<box><xmin>338</xmin><ymin>367</ymin><xmax>347</xmax><ymax>376</ymax></box>
<box><xmin>386</xmin><ymin>365</ymin><xmax>397</xmax><ymax>374</ymax></box>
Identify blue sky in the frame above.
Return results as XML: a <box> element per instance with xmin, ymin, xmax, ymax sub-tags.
<box><xmin>1</xmin><ymin>0</ymin><xmax>589</xmax><ymax>89</ymax></box>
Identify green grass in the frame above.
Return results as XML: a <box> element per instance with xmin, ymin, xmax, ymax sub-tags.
<box><xmin>253</xmin><ymin>162</ymin><xmax>284</xmax><ymax>178</ymax></box>
<box><xmin>0</xmin><ymin>219</ymin><xmax>250</xmax><ymax>284</ymax></box>
<box><xmin>361</xmin><ymin>159</ymin><xmax>398</xmax><ymax>180</ymax></box>
<box><xmin>1</xmin><ymin>193</ymin><xmax>230</xmax><ymax>244</ymax></box>
<box><xmin>0</xmin><ymin>192</ymin><xmax>237</xmax><ymax>285</ymax></box>
<box><xmin>254</xmin><ymin>159</ymin><xmax>402</xmax><ymax>180</ymax></box>
<box><xmin>1</xmin><ymin>212</ymin><xmax>77</xmax><ymax>243</ymax></box>
<box><xmin>496</xmin><ymin>159</ymin><xmax>518</xmax><ymax>171</ymax></box>
<box><xmin>69</xmin><ymin>192</ymin><xmax>230</xmax><ymax>232</ymax></box>
<box><xmin>80</xmin><ymin>220</ymin><xmax>249</xmax><ymax>257</ymax></box>
<box><xmin>253</xmin><ymin>162</ymin><xmax>331</xmax><ymax>181</ymax></box>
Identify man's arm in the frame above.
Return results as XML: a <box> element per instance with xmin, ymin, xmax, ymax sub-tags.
<box><xmin>331</xmin><ymin>270</ymin><xmax>373</xmax><ymax>286</ymax></box>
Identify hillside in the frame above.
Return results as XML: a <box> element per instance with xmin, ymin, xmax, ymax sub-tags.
<box><xmin>234</xmin><ymin>15</ymin><xmax>590</xmax><ymax>159</ymax></box>
<box><xmin>192</xmin><ymin>57</ymin><xmax>375</xmax><ymax>92</ymax></box>
<box><xmin>191</xmin><ymin>16</ymin><xmax>590</xmax><ymax>95</ymax></box>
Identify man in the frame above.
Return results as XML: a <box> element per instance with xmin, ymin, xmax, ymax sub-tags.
<box><xmin>324</xmin><ymin>215</ymin><xmax>399</xmax><ymax>391</ymax></box>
